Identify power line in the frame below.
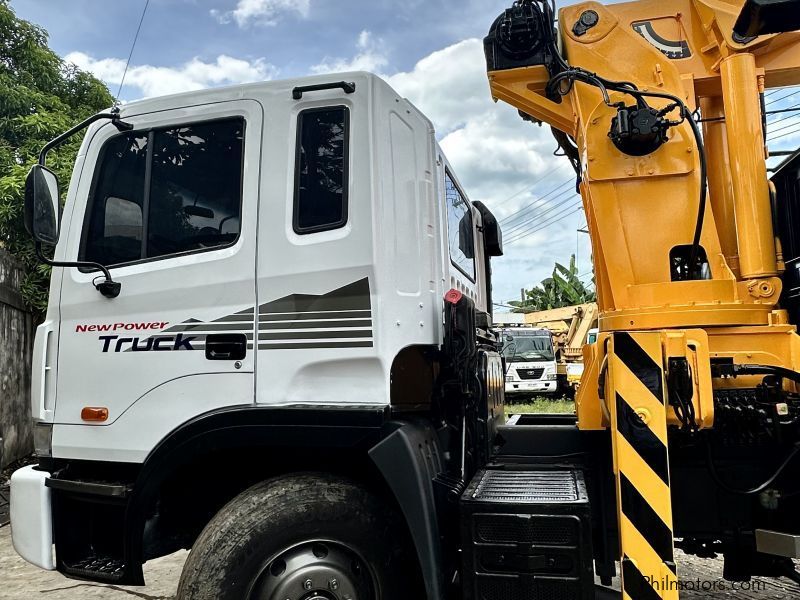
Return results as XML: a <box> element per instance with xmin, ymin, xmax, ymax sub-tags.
<box><xmin>499</xmin><ymin>177</ymin><xmax>575</xmax><ymax>225</ymax></box>
<box><xmin>503</xmin><ymin>188</ymin><xmax>578</xmax><ymax>237</ymax></box>
<box><xmin>767</xmin><ymin>111</ymin><xmax>800</xmax><ymax>130</ymax></box>
<box><xmin>493</xmin><ymin>302</ymin><xmax>534</xmax><ymax>313</ymax></box>
<box><xmin>505</xmin><ymin>207</ymin><xmax>583</xmax><ymax>246</ymax></box>
<box><xmin>503</xmin><ymin>186</ymin><xmax>577</xmax><ymax>234</ymax></box>
<box><xmin>505</xmin><ymin>201</ymin><xmax>584</xmax><ymax>245</ymax></box>
<box><xmin>768</xmin><ymin>124</ymin><xmax>800</xmax><ymax>142</ymax></box>
<box><xmin>491</xmin><ymin>165</ymin><xmax>570</xmax><ymax>210</ymax></box>
<box><xmin>767</xmin><ymin>105</ymin><xmax>800</xmax><ymax>123</ymax></box>
<box><xmin>506</xmin><ymin>199</ymin><xmax>583</xmax><ymax>242</ymax></box>
<box><xmin>524</xmin><ymin>204</ymin><xmax>584</xmax><ymax>236</ymax></box>
<box><xmin>768</xmin><ymin>117</ymin><xmax>800</xmax><ymax>136</ymax></box>
<box><xmin>499</xmin><ymin>181</ymin><xmax>575</xmax><ymax>231</ymax></box>
<box><xmin>765</xmin><ymin>89</ymin><xmax>799</xmax><ymax>106</ymax></box>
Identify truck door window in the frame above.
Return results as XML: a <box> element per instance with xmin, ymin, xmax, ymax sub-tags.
<box><xmin>294</xmin><ymin>106</ymin><xmax>349</xmax><ymax>233</ymax></box>
<box><xmin>444</xmin><ymin>170</ymin><xmax>476</xmax><ymax>280</ymax></box>
<box><xmin>82</xmin><ymin>117</ymin><xmax>245</xmax><ymax>266</ymax></box>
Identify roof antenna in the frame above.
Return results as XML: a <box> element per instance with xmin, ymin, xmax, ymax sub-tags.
<box><xmin>113</xmin><ymin>0</ymin><xmax>150</xmax><ymax>111</ymax></box>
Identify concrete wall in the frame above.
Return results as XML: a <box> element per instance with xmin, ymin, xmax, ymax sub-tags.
<box><xmin>0</xmin><ymin>250</ymin><xmax>34</xmax><ymax>468</ymax></box>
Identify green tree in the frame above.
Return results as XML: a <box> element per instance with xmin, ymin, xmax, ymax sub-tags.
<box><xmin>0</xmin><ymin>0</ymin><xmax>113</xmax><ymax>313</ymax></box>
<box><xmin>510</xmin><ymin>255</ymin><xmax>595</xmax><ymax>312</ymax></box>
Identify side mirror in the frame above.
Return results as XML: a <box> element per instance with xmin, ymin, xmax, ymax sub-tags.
<box><xmin>473</xmin><ymin>200</ymin><xmax>504</xmax><ymax>257</ymax></box>
<box><xmin>459</xmin><ymin>213</ymin><xmax>475</xmax><ymax>259</ymax></box>
<box><xmin>24</xmin><ymin>165</ymin><xmax>60</xmax><ymax>245</ymax></box>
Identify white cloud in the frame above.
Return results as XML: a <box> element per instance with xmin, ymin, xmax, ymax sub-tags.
<box><xmin>310</xmin><ymin>30</ymin><xmax>388</xmax><ymax>75</ymax></box>
<box><xmin>65</xmin><ymin>52</ymin><xmax>278</xmax><ymax>98</ymax></box>
<box><xmin>211</xmin><ymin>0</ymin><xmax>310</xmax><ymax>28</ymax></box>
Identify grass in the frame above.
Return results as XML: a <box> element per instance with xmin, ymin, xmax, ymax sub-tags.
<box><xmin>507</xmin><ymin>396</ymin><xmax>576</xmax><ymax>414</ymax></box>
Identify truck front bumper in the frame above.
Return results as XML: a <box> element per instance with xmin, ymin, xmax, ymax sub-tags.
<box><xmin>505</xmin><ymin>380</ymin><xmax>557</xmax><ymax>394</ymax></box>
<box><xmin>10</xmin><ymin>465</ymin><xmax>55</xmax><ymax>570</ymax></box>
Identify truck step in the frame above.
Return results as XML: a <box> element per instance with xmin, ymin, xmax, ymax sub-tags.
<box><xmin>63</xmin><ymin>556</ymin><xmax>127</xmax><ymax>582</ymax></box>
<box><xmin>460</xmin><ymin>468</ymin><xmax>594</xmax><ymax>600</ymax></box>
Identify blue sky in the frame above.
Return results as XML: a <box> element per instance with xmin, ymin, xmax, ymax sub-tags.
<box><xmin>10</xmin><ymin>0</ymin><xmax>800</xmax><ymax>308</ymax></box>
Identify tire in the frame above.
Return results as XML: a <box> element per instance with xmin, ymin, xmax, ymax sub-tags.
<box><xmin>176</xmin><ymin>472</ymin><xmax>424</xmax><ymax>600</ymax></box>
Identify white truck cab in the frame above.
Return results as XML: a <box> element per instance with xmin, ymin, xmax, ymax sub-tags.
<box><xmin>11</xmin><ymin>72</ymin><xmax>507</xmax><ymax>599</ymax></box>
<box><xmin>500</xmin><ymin>327</ymin><xmax>559</xmax><ymax>396</ymax></box>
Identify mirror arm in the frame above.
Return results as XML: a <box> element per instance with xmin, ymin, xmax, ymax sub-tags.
<box><xmin>35</xmin><ymin>242</ymin><xmax>121</xmax><ymax>299</ymax></box>
<box><xmin>39</xmin><ymin>112</ymin><xmax>133</xmax><ymax>167</ymax></box>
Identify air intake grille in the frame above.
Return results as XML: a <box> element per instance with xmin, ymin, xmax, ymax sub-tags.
<box><xmin>475</xmin><ymin>514</ymin><xmax>576</xmax><ymax>545</ymax></box>
<box><xmin>470</xmin><ymin>470</ymin><xmax>582</xmax><ymax>503</ymax></box>
<box><xmin>517</xmin><ymin>367</ymin><xmax>545</xmax><ymax>380</ymax></box>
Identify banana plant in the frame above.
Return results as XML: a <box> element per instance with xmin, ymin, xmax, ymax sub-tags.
<box><xmin>510</xmin><ymin>254</ymin><xmax>595</xmax><ymax>312</ymax></box>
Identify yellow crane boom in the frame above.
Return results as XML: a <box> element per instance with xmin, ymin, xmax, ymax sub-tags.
<box><xmin>485</xmin><ymin>0</ymin><xmax>800</xmax><ymax>595</ymax></box>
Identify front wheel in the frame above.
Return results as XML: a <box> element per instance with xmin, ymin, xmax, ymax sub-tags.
<box><xmin>176</xmin><ymin>472</ymin><xmax>424</xmax><ymax>600</ymax></box>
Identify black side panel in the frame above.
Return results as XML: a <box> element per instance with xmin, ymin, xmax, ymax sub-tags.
<box><xmin>772</xmin><ymin>151</ymin><xmax>800</xmax><ymax>325</ymax></box>
<box><xmin>369</xmin><ymin>420</ymin><xmax>445</xmax><ymax>600</ymax></box>
<box><xmin>461</xmin><ymin>469</ymin><xmax>595</xmax><ymax>600</ymax></box>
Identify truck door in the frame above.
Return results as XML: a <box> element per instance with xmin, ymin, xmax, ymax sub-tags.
<box><xmin>52</xmin><ymin>100</ymin><xmax>262</xmax><ymax>438</ymax></box>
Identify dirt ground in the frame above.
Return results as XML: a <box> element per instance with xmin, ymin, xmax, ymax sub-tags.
<box><xmin>1</xmin><ymin>520</ymin><xmax>799</xmax><ymax>599</ymax></box>
<box><xmin>0</xmin><ymin>524</ymin><xmax>187</xmax><ymax>599</ymax></box>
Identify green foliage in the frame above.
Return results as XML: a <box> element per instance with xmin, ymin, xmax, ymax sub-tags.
<box><xmin>510</xmin><ymin>254</ymin><xmax>595</xmax><ymax>312</ymax></box>
<box><xmin>0</xmin><ymin>0</ymin><xmax>113</xmax><ymax>314</ymax></box>
<box><xmin>507</xmin><ymin>398</ymin><xmax>575</xmax><ymax>414</ymax></box>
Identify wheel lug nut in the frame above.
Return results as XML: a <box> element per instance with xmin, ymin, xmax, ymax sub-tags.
<box><xmin>329</xmin><ymin>578</ymin><xmax>339</xmax><ymax>590</ymax></box>
<box><xmin>303</xmin><ymin>578</ymin><xmax>313</xmax><ymax>590</ymax></box>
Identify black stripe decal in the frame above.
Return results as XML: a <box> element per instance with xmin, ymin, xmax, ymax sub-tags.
<box><xmin>215</xmin><ymin>314</ymin><xmax>258</xmax><ymax>323</ymax></box>
<box><xmin>622</xmin><ymin>555</ymin><xmax>663</xmax><ymax>600</ymax></box>
<box><xmin>258</xmin><ymin>341</ymin><xmax>373</xmax><ymax>350</ymax></box>
<box><xmin>259</xmin><ymin>319</ymin><xmax>372</xmax><ymax>330</ymax></box>
<box><xmin>167</xmin><ymin>322</ymin><xmax>254</xmax><ymax>332</ymax></box>
<box><xmin>616</xmin><ymin>393</ymin><xmax>670</xmax><ymax>485</ymax></box>
<box><xmin>620</xmin><ymin>473</ymin><xmax>675</xmax><ymax>572</ymax></box>
<box><xmin>259</xmin><ymin>310</ymin><xmax>371</xmax><ymax>321</ymax></box>
<box><xmin>258</xmin><ymin>330</ymin><xmax>372</xmax><ymax>341</ymax></box>
<box><xmin>615</xmin><ymin>332</ymin><xmax>664</xmax><ymax>402</ymax></box>
<box><xmin>259</xmin><ymin>278</ymin><xmax>370</xmax><ymax>313</ymax></box>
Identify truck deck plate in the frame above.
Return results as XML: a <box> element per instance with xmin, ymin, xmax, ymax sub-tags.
<box><xmin>469</xmin><ymin>469</ymin><xmax>586</xmax><ymax>503</ymax></box>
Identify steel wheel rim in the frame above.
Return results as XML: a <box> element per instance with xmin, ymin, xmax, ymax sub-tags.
<box><xmin>248</xmin><ymin>539</ymin><xmax>376</xmax><ymax>600</ymax></box>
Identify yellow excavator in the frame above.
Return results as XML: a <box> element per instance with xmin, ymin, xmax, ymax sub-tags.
<box><xmin>485</xmin><ymin>0</ymin><xmax>800</xmax><ymax>596</ymax></box>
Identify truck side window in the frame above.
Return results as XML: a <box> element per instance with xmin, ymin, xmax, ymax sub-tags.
<box><xmin>445</xmin><ymin>170</ymin><xmax>476</xmax><ymax>280</ymax></box>
<box><xmin>83</xmin><ymin>133</ymin><xmax>148</xmax><ymax>266</ymax></box>
<box><xmin>294</xmin><ymin>106</ymin><xmax>349</xmax><ymax>233</ymax></box>
<box><xmin>82</xmin><ymin>117</ymin><xmax>245</xmax><ymax>266</ymax></box>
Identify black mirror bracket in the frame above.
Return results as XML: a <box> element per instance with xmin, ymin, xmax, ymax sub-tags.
<box><xmin>39</xmin><ymin>111</ymin><xmax>133</xmax><ymax>167</ymax></box>
<box><xmin>35</xmin><ymin>243</ymin><xmax>122</xmax><ymax>299</ymax></box>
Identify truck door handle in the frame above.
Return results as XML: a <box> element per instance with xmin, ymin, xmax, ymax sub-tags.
<box><xmin>205</xmin><ymin>334</ymin><xmax>247</xmax><ymax>361</ymax></box>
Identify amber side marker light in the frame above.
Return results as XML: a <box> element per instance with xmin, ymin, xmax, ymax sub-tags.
<box><xmin>81</xmin><ymin>407</ymin><xmax>109</xmax><ymax>422</ymax></box>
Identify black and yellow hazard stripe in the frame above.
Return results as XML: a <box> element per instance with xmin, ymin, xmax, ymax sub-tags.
<box><xmin>609</xmin><ymin>332</ymin><xmax>678</xmax><ymax>600</ymax></box>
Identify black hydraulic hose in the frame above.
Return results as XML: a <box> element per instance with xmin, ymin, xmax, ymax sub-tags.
<box><xmin>706</xmin><ymin>441</ymin><xmax>800</xmax><ymax>496</ymax></box>
<box><xmin>723</xmin><ymin>363</ymin><xmax>800</xmax><ymax>383</ymax></box>
<box><xmin>686</xmin><ymin>113</ymin><xmax>708</xmax><ymax>276</ymax></box>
